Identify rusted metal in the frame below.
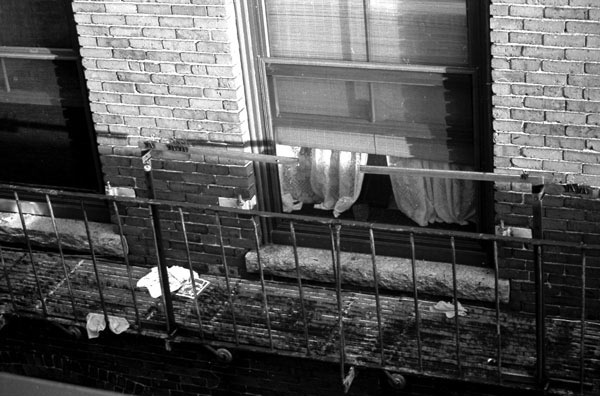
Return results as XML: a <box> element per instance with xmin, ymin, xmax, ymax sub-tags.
<box><xmin>144</xmin><ymin>152</ymin><xmax>177</xmax><ymax>337</ymax></box>
<box><xmin>215</xmin><ymin>212</ymin><xmax>239</xmax><ymax>345</ymax></box>
<box><xmin>409</xmin><ymin>233</ymin><xmax>423</xmax><ymax>373</ymax></box>
<box><xmin>80</xmin><ymin>202</ymin><xmax>109</xmax><ymax>327</ymax></box>
<box><xmin>178</xmin><ymin>208</ymin><xmax>204</xmax><ymax>341</ymax></box>
<box><xmin>493</xmin><ymin>240</ymin><xmax>502</xmax><ymax>383</ymax></box>
<box><xmin>580</xmin><ymin>247</ymin><xmax>586</xmax><ymax>396</ymax></box>
<box><xmin>333</xmin><ymin>224</ymin><xmax>346</xmax><ymax>384</ymax></box>
<box><xmin>111</xmin><ymin>201</ymin><xmax>141</xmax><ymax>333</ymax></box>
<box><xmin>531</xmin><ymin>183</ymin><xmax>547</xmax><ymax>388</ymax></box>
<box><xmin>252</xmin><ymin>216</ymin><xmax>274</xmax><ymax>350</ymax></box>
<box><xmin>45</xmin><ymin>195</ymin><xmax>77</xmax><ymax>321</ymax></box>
<box><xmin>368</xmin><ymin>228</ymin><xmax>385</xmax><ymax>366</ymax></box>
<box><xmin>450</xmin><ymin>236</ymin><xmax>462</xmax><ymax>378</ymax></box>
<box><xmin>13</xmin><ymin>192</ymin><xmax>47</xmax><ymax>316</ymax></box>
<box><xmin>289</xmin><ymin>221</ymin><xmax>310</xmax><ymax>355</ymax></box>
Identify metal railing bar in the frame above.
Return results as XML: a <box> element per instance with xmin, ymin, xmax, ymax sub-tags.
<box><xmin>13</xmin><ymin>192</ymin><xmax>47</xmax><ymax>316</ymax></box>
<box><xmin>252</xmin><ymin>216</ymin><xmax>274</xmax><ymax>351</ymax></box>
<box><xmin>81</xmin><ymin>202</ymin><xmax>109</xmax><ymax>327</ymax></box>
<box><xmin>1</xmin><ymin>183</ymin><xmax>597</xmax><ymax>250</ymax></box>
<box><xmin>290</xmin><ymin>221</ymin><xmax>310</xmax><ymax>356</ymax></box>
<box><xmin>493</xmin><ymin>240</ymin><xmax>502</xmax><ymax>384</ymax></box>
<box><xmin>215</xmin><ymin>212</ymin><xmax>239</xmax><ymax>345</ymax></box>
<box><xmin>450</xmin><ymin>236</ymin><xmax>462</xmax><ymax>378</ymax></box>
<box><xmin>45</xmin><ymin>195</ymin><xmax>77</xmax><ymax>322</ymax></box>
<box><xmin>178</xmin><ymin>208</ymin><xmax>205</xmax><ymax>341</ymax></box>
<box><xmin>410</xmin><ymin>233</ymin><xmax>423</xmax><ymax>373</ymax></box>
<box><xmin>111</xmin><ymin>201</ymin><xmax>141</xmax><ymax>334</ymax></box>
<box><xmin>147</xmin><ymin>206</ymin><xmax>176</xmax><ymax>335</ymax></box>
<box><xmin>141</xmin><ymin>142</ymin><xmax>298</xmax><ymax>165</ymax></box>
<box><xmin>368</xmin><ymin>228</ymin><xmax>385</xmax><ymax>367</ymax></box>
<box><xmin>1</xmin><ymin>58</ymin><xmax>10</xmax><ymax>92</ymax></box>
<box><xmin>1</xmin><ymin>246</ymin><xmax>17</xmax><ymax>313</ymax></box>
<box><xmin>580</xmin><ymin>247</ymin><xmax>586</xmax><ymax>396</ymax></box>
<box><xmin>334</xmin><ymin>224</ymin><xmax>346</xmax><ymax>383</ymax></box>
<box><xmin>360</xmin><ymin>165</ymin><xmax>545</xmax><ymax>185</ymax></box>
<box><xmin>532</xmin><ymin>184</ymin><xmax>547</xmax><ymax>388</ymax></box>
<box><xmin>0</xmin><ymin>46</ymin><xmax>77</xmax><ymax>60</ymax></box>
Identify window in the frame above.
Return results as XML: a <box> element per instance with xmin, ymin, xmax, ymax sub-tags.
<box><xmin>0</xmin><ymin>0</ymin><xmax>102</xmax><ymax>191</ymax></box>
<box><xmin>245</xmin><ymin>0</ymin><xmax>491</xmax><ymax>262</ymax></box>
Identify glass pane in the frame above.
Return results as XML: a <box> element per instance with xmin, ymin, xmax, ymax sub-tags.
<box><xmin>0</xmin><ymin>60</ymin><xmax>96</xmax><ymax>189</ymax></box>
<box><xmin>1</xmin><ymin>59</ymin><xmax>83</xmax><ymax>106</ymax></box>
<box><xmin>265</xmin><ymin>0</ymin><xmax>468</xmax><ymax>65</ymax></box>
<box><xmin>372</xmin><ymin>75</ymin><xmax>472</xmax><ymax>130</ymax></box>
<box><xmin>368</xmin><ymin>0</ymin><xmax>468</xmax><ymax>65</ymax></box>
<box><xmin>266</xmin><ymin>0</ymin><xmax>367</xmax><ymax>61</ymax></box>
<box><xmin>274</xmin><ymin>76</ymin><xmax>370</xmax><ymax>119</ymax></box>
<box><xmin>0</xmin><ymin>0</ymin><xmax>72</xmax><ymax>48</ymax></box>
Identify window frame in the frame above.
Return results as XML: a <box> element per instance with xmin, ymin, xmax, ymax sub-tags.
<box><xmin>238</xmin><ymin>0</ymin><xmax>493</xmax><ymax>265</ymax></box>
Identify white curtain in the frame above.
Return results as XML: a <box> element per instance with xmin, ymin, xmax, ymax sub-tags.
<box><xmin>278</xmin><ymin>146</ymin><xmax>367</xmax><ymax>217</ymax></box>
<box><xmin>386</xmin><ymin>157</ymin><xmax>476</xmax><ymax>226</ymax></box>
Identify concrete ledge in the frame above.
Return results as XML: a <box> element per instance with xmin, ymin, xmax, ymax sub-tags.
<box><xmin>0</xmin><ymin>213</ymin><xmax>125</xmax><ymax>257</ymax></box>
<box><xmin>245</xmin><ymin>244</ymin><xmax>509</xmax><ymax>303</ymax></box>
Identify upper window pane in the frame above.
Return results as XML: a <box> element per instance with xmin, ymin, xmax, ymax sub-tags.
<box><xmin>265</xmin><ymin>0</ymin><xmax>468</xmax><ymax>66</ymax></box>
<box><xmin>0</xmin><ymin>0</ymin><xmax>72</xmax><ymax>48</ymax></box>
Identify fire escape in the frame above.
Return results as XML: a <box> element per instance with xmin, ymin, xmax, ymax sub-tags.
<box><xmin>0</xmin><ymin>145</ymin><xmax>598</xmax><ymax>395</ymax></box>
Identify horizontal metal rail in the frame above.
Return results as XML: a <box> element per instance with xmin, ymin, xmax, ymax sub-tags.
<box><xmin>0</xmin><ymin>182</ymin><xmax>596</xmax><ymax>395</ymax></box>
<box><xmin>0</xmin><ymin>46</ymin><xmax>77</xmax><ymax>61</ymax></box>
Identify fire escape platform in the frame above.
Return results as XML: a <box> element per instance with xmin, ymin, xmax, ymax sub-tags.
<box><xmin>1</xmin><ymin>250</ymin><xmax>599</xmax><ymax>393</ymax></box>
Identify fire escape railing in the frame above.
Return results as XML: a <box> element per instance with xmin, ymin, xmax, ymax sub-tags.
<box><xmin>0</xmin><ymin>160</ymin><xmax>597</xmax><ymax>395</ymax></box>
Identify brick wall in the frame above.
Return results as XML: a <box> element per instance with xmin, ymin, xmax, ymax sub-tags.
<box><xmin>71</xmin><ymin>0</ymin><xmax>254</xmax><ymax>273</ymax></box>
<box><xmin>491</xmin><ymin>0</ymin><xmax>600</xmax><ymax>317</ymax></box>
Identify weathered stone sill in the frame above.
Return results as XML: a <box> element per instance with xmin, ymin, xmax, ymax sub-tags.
<box><xmin>0</xmin><ymin>213</ymin><xmax>125</xmax><ymax>257</ymax></box>
<box><xmin>245</xmin><ymin>244</ymin><xmax>509</xmax><ymax>303</ymax></box>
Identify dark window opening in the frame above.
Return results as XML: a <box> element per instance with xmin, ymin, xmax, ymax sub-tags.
<box><xmin>0</xmin><ymin>0</ymin><xmax>106</xmax><ymax>221</ymax></box>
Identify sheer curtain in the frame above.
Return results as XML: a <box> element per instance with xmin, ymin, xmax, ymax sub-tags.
<box><xmin>278</xmin><ymin>146</ymin><xmax>367</xmax><ymax>217</ymax></box>
<box><xmin>386</xmin><ymin>157</ymin><xmax>476</xmax><ymax>226</ymax></box>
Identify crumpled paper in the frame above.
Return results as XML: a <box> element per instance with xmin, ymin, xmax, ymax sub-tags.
<box><xmin>430</xmin><ymin>300</ymin><xmax>468</xmax><ymax>318</ymax></box>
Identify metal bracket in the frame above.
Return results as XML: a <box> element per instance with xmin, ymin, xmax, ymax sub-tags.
<box><xmin>141</xmin><ymin>149</ymin><xmax>152</xmax><ymax>172</ymax></box>
<box><xmin>342</xmin><ymin>366</ymin><xmax>356</xmax><ymax>394</ymax></box>
<box><xmin>384</xmin><ymin>370</ymin><xmax>406</xmax><ymax>390</ymax></box>
<box><xmin>203</xmin><ymin>345</ymin><xmax>233</xmax><ymax>363</ymax></box>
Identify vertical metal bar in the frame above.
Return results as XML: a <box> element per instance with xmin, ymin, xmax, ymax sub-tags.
<box><xmin>81</xmin><ymin>202</ymin><xmax>109</xmax><ymax>327</ymax></box>
<box><xmin>147</xmin><ymin>205</ymin><xmax>176</xmax><ymax>335</ymax></box>
<box><xmin>368</xmin><ymin>228</ymin><xmax>385</xmax><ymax>366</ymax></box>
<box><xmin>362</xmin><ymin>0</ymin><xmax>376</xmax><ymax>123</ymax></box>
<box><xmin>112</xmin><ymin>201</ymin><xmax>141</xmax><ymax>333</ymax></box>
<box><xmin>580</xmin><ymin>247</ymin><xmax>586</xmax><ymax>396</ymax></box>
<box><xmin>178</xmin><ymin>208</ymin><xmax>204</xmax><ymax>341</ymax></box>
<box><xmin>493</xmin><ymin>240</ymin><xmax>502</xmax><ymax>384</ymax></box>
<box><xmin>334</xmin><ymin>224</ymin><xmax>346</xmax><ymax>383</ymax></box>
<box><xmin>14</xmin><ymin>192</ymin><xmax>47</xmax><ymax>316</ymax></box>
<box><xmin>45</xmin><ymin>195</ymin><xmax>77</xmax><ymax>321</ymax></box>
<box><xmin>144</xmin><ymin>155</ymin><xmax>177</xmax><ymax>336</ymax></box>
<box><xmin>1</xmin><ymin>246</ymin><xmax>17</xmax><ymax>313</ymax></box>
<box><xmin>252</xmin><ymin>216</ymin><xmax>274</xmax><ymax>351</ymax></box>
<box><xmin>531</xmin><ymin>183</ymin><xmax>547</xmax><ymax>387</ymax></box>
<box><xmin>215</xmin><ymin>211</ymin><xmax>239</xmax><ymax>345</ymax></box>
<box><xmin>1</xmin><ymin>58</ymin><xmax>10</xmax><ymax>92</ymax></box>
<box><xmin>290</xmin><ymin>221</ymin><xmax>310</xmax><ymax>355</ymax></box>
<box><xmin>410</xmin><ymin>233</ymin><xmax>423</xmax><ymax>373</ymax></box>
<box><xmin>450</xmin><ymin>236</ymin><xmax>462</xmax><ymax>378</ymax></box>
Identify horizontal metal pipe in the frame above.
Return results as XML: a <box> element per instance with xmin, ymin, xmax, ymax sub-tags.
<box><xmin>360</xmin><ymin>165</ymin><xmax>545</xmax><ymax>184</ymax></box>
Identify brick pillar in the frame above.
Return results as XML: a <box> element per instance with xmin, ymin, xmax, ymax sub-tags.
<box><xmin>72</xmin><ymin>0</ymin><xmax>254</xmax><ymax>272</ymax></box>
<box><xmin>490</xmin><ymin>0</ymin><xmax>600</xmax><ymax>316</ymax></box>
